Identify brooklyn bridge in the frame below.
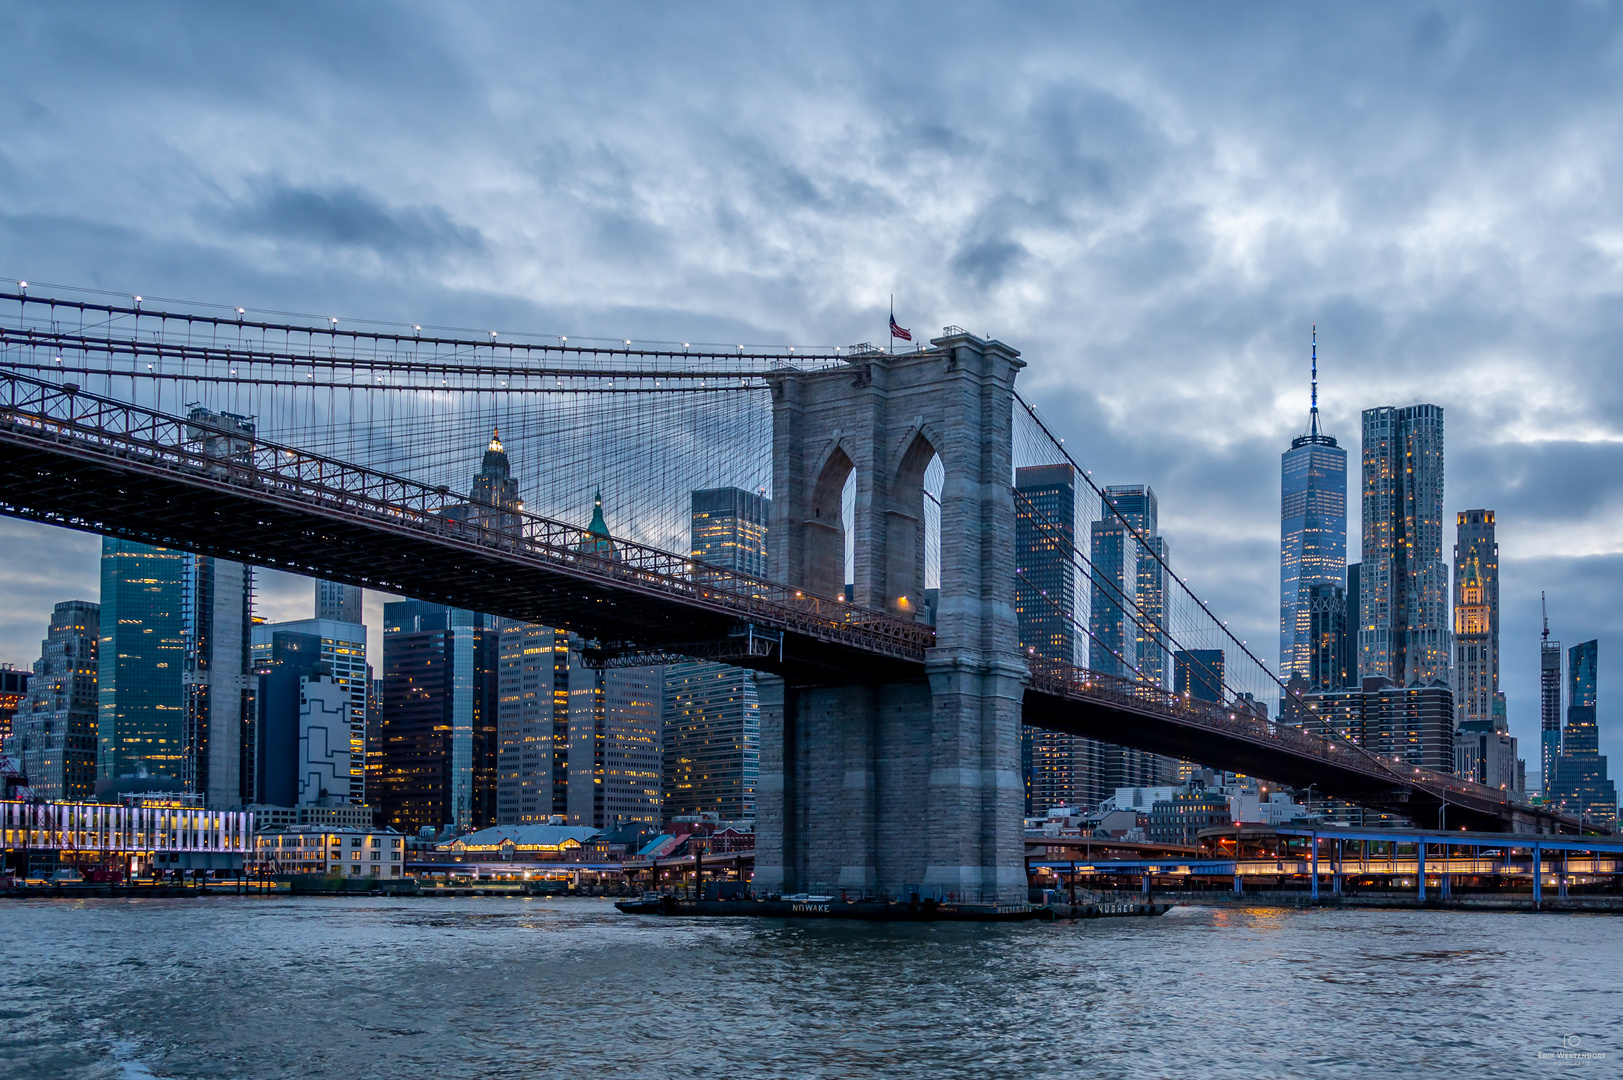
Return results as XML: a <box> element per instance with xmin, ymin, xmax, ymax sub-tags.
<box><xmin>0</xmin><ymin>287</ymin><xmax>1579</xmax><ymax>905</ymax></box>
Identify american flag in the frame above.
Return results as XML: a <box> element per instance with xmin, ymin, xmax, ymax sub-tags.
<box><xmin>889</xmin><ymin>314</ymin><xmax>912</xmax><ymax>342</ymax></box>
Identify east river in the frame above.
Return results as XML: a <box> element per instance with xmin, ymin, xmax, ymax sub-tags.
<box><xmin>2</xmin><ymin>897</ymin><xmax>1618</xmax><ymax>1078</ymax></box>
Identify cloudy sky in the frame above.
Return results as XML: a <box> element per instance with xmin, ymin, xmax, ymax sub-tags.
<box><xmin>3</xmin><ymin>2</ymin><xmax>1621</xmax><ymax>775</ymax></box>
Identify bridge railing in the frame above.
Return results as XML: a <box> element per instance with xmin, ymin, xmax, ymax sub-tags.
<box><xmin>0</xmin><ymin>370</ymin><xmax>934</xmax><ymax>662</ymax></box>
<box><xmin>1024</xmin><ymin>655</ymin><xmax>1535</xmax><ymax>817</ymax></box>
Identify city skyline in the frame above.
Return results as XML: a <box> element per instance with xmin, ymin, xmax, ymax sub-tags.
<box><xmin>6</xmin><ymin>9</ymin><xmax>1623</xmax><ymax>1074</ymax></box>
<box><xmin>3</xmin><ymin>4</ymin><xmax>1623</xmax><ymax>781</ymax></box>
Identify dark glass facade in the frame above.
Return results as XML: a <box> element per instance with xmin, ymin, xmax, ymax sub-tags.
<box><xmin>1015</xmin><ymin>464</ymin><xmax>1101</xmax><ymax>814</ymax></box>
<box><xmin>97</xmin><ymin>539</ymin><xmax>187</xmax><ymax>786</ymax></box>
<box><xmin>1541</xmin><ymin>637</ymin><xmax>1563</xmax><ymax>794</ymax></box>
<box><xmin>255</xmin><ymin>631</ymin><xmax>324</xmax><ymax>808</ymax></box>
<box><xmin>1306</xmin><ymin>583</ymin><xmax>1349</xmax><ymax>691</ymax></box>
<box><xmin>1174</xmin><ymin>649</ymin><xmax>1225</xmax><ymax>703</ymax></box>
<box><xmin>379</xmin><ymin>601</ymin><xmax>498</xmax><ymax>835</ymax></box>
<box><xmin>1550</xmin><ymin>640</ymin><xmax>1617</xmax><ymax>827</ymax></box>
<box><xmin>660</xmin><ymin>486</ymin><xmax>767</xmax><ymax>823</ymax></box>
<box><xmin>1015</xmin><ymin>464</ymin><xmax>1076</xmax><ymax>663</ymax></box>
<box><xmin>1279</xmin><ymin>435</ymin><xmax>1347</xmax><ymax>681</ymax></box>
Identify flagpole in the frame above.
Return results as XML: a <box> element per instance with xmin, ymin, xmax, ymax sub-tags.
<box><xmin>889</xmin><ymin>294</ymin><xmax>893</xmax><ymax>355</ymax></box>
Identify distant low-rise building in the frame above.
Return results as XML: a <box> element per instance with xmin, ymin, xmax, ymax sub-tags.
<box><xmin>1228</xmin><ymin>790</ymin><xmax>1310</xmax><ymax>826</ymax></box>
<box><xmin>1148</xmin><ymin>790</ymin><xmax>1230</xmax><ymax>845</ymax></box>
<box><xmin>252</xmin><ymin>825</ymin><xmax>405</xmax><ymax>877</ymax></box>
<box><xmin>433</xmin><ymin>822</ymin><xmax>602</xmax><ymax>864</ymax></box>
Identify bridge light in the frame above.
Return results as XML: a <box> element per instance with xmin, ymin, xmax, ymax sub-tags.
<box><xmin>17</xmin><ymin>281</ymin><xmax>25</xmax><ymax>289</ymax></box>
<box><xmin>560</xmin><ymin>336</ymin><xmax>566</xmax><ymax>343</ymax></box>
<box><xmin>133</xmin><ymin>296</ymin><xmax>142</xmax><ymax>303</ymax></box>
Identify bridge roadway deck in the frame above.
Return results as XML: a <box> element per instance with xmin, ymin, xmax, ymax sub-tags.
<box><xmin>0</xmin><ymin>371</ymin><xmax>1581</xmax><ymax>834</ymax></box>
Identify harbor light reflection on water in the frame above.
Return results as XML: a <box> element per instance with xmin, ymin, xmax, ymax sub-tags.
<box><xmin>1</xmin><ymin>897</ymin><xmax>1619</xmax><ymax>1079</ymax></box>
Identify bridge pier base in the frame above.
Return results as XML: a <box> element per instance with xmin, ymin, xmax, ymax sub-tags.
<box><xmin>754</xmin><ymin>660</ymin><xmax>1026</xmax><ymax>906</ymax></box>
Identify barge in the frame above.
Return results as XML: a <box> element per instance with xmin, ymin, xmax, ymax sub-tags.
<box><xmin>614</xmin><ymin>893</ymin><xmax>1170</xmax><ymax>921</ymax></box>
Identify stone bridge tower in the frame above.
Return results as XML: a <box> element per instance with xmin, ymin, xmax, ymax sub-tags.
<box><xmin>755</xmin><ymin>331</ymin><xmax>1028</xmax><ymax>905</ymax></box>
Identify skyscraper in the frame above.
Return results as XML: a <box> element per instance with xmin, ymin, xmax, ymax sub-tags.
<box><xmin>252</xmin><ymin>611</ymin><xmax>369</xmax><ymax>803</ymax></box>
<box><xmin>1549</xmin><ymin>640</ymin><xmax>1617</xmax><ymax>828</ymax></box>
<box><xmin>97</xmin><ymin>539</ymin><xmax>188</xmax><ymax>787</ymax></box>
<box><xmin>316</xmin><ymin>580</ymin><xmax>362</xmax><ymax>624</ymax></box>
<box><xmin>379</xmin><ymin>601</ymin><xmax>500</xmax><ymax>835</ymax></box>
<box><xmin>1016</xmin><ymin>465</ymin><xmax>1078</xmax><ymax>663</ymax></box>
<box><xmin>1090</xmin><ymin>484</ymin><xmax>1178</xmax><ymax>791</ymax></box>
<box><xmin>663</xmin><ymin>487</ymin><xmax>767</xmax><ymax>822</ymax></box>
<box><xmin>1280</xmin><ymin>328</ymin><xmax>1348</xmax><ymax>683</ymax></box>
<box><xmin>1103</xmin><ymin>485</ymin><xmax>1170</xmax><ymax>687</ymax></box>
<box><xmin>569</xmin><ymin>662</ymin><xmax>664</xmax><ymax>829</ymax></box>
<box><xmin>12</xmin><ymin>601</ymin><xmax>100</xmax><ymax>801</ymax></box>
<box><xmin>1091</xmin><ymin>485</ymin><xmax>1169</xmax><ymax>682</ymax></box>
<box><xmin>689</xmin><ymin>486</ymin><xmax>769</xmax><ymax>579</ymax></box>
<box><xmin>182</xmin><ymin>556</ymin><xmax>254</xmax><ymax>808</ymax></box>
<box><xmin>253</xmin><ymin>630</ymin><xmax>351</xmax><ymax>807</ymax></box>
<box><xmin>496</xmin><ymin>621</ymin><xmax>572</xmax><ymax>823</ymax></box>
<box><xmin>468</xmin><ymin>427</ymin><xmax>523</xmax><ymax>533</ymax></box>
<box><xmin>1287</xmin><ymin>677</ymin><xmax>1455</xmax><ymax>774</ymax></box>
<box><xmin>1453</xmin><ymin>510</ymin><xmax>1500</xmax><ymax>727</ymax></box>
<box><xmin>1016</xmin><ymin>464</ymin><xmax>1103</xmax><ymax>812</ymax></box>
<box><xmin>97</xmin><ymin>538</ymin><xmax>256</xmax><ymax>802</ymax></box>
<box><xmin>1359</xmin><ymin>404</ymin><xmax>1449</xmax><ymax>687</ymax></box>
<box><xmin>1540</xmin><ymin>596</ymin><xmax>1562</xmax><ymax>795</ymax></box>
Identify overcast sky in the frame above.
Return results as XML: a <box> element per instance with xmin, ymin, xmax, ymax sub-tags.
<box><xmin>3</xmin><ymin>2</ymin><xmax>1621</xmax><ymax>777</ymax></box>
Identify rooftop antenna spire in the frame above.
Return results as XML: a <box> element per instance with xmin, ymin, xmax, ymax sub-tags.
<box><xmin>1309</xmin><ymin>323</ymin><xmax>1321</xmax><ymax>438</ymax></box>
<box><xmin>1542</xmin><ymin>590</ymin><xmax>1550</xmax><ymax>642</ymax></box>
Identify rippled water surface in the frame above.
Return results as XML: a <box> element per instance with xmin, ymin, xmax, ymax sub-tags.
<box><xmin>1</xmin><ymin>896</ymin><xmax>1618</xmax><ymax>1078</ymax></box>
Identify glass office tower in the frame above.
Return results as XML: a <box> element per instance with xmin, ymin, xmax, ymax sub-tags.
<box><xmin>1359</xmin><ymin>404</ymin><xmax>1449</xmax><ymax>686</ymax></box>
<box><xmin>1279</xmin><ymin>330</ymin><xmax>1348</xmax><ymax>684</ymax></box>
<box><xmin>663</xmin><ymin>487</ymin><xmax>768</xmax><ymax>822</ymax></box>
<box><xmin>97</xmin><ymin>539</ymin><xmax>188</xmax><ymax>787</ymax></box>
<box><xmin>1549</xmin><ymin>640</ymin><xmax>1617</xmax><ymax>828</ymax></box>
<box><xmin>1016</xmin><ymin>464</ymin><xmax>1105</xmax><ymax>812</ymax></box>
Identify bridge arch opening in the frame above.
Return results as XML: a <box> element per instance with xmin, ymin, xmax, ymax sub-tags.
<box><xmin>808</xmin><ymin>446</ymin><xmax>853</xmax><ymax>601</ymax></box>
<box><xmin>885</xmin><ymin>432</ymin><xmax>940</xmax><ymax>620</ymax></box>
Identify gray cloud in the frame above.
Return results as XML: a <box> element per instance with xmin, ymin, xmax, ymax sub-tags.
<box><xmin>227</xmin><ymin>180</ymin><xmax>486</xmax><ymax>259</ymax></box>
